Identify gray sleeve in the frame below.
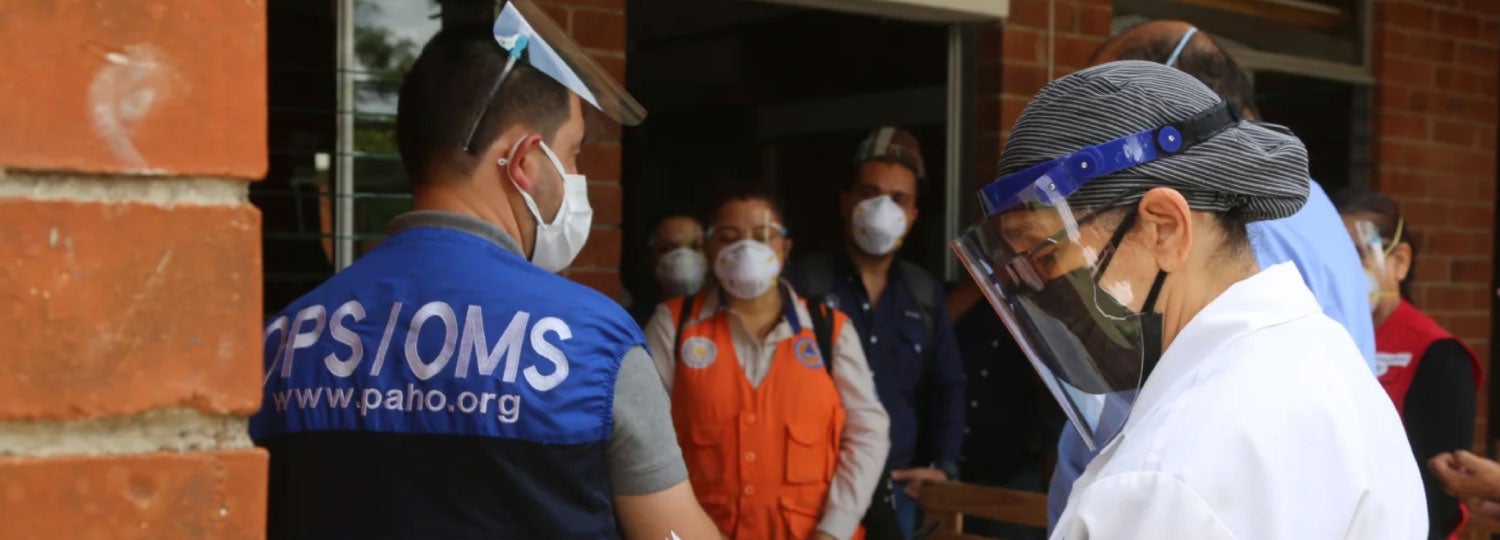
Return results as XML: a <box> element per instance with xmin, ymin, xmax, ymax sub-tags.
<box><xmin>643</xmin><ymin>304</ymin><xmax>678</xmax><ymax>393</ymax></box>
<box><xmin>608</xmin><ymin>345</ymin><xmax>689</xmax><ymax>496</ymax></box>
<box><xmin>819</xmin><ymin>319</ymin><xmax>892</xmax><ymax>539</ymax></box>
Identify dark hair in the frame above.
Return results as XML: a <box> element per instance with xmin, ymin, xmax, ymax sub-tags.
<box><xmin>396</xmin><ymin>25</ymin><xmax>571</xmax><ymax>184</ymax></box>
<box><xmin>1332</xmin><ymin>187</ymin><xmax>1417</xmax><ymax>300</ymax></box>
<box><xmin>1213</xmin><ymin>208</ymin><xmax>1252</xmax><ymax>260</ymax></box>
<box><xmin>705</xmin><ymin>178</ymin><xmax>787</xmax><ymax>229</ymax></box>
<box><xmin>845</xmin><ymin>157</ymin><xmax>922</xmax><ymax>192</ymax></box>
<box><xmin>646</xmin><ymin>211</ymin><xmax>701</xmax><ymax>247</ymax></box>
<box><xmin>1095</xmin><ymin>25</ymin><xmax>1261</xmax><ymax>120</ymax></box>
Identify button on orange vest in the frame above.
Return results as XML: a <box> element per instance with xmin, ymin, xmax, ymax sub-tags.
<box><xmin>666</xmin><ymin>293</ymin><xmax>858</xmax><ymax>540</ymax></box>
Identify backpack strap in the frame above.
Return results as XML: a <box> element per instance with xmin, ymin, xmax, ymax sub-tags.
<box><xmin>807</xmin><ymin>300</ymin><xmax>837</xmax><ymax>375</ymax></box>
<box><xmin>672</xmin><ymin>293</ymin><xmax>699</xmax><ymax>363</ymax></box>
<box><xmin>897</xmin><ymin>260</ymin><xmax>938</xmax><ymax>346</ymax></box>
<box><xmin>793</xmin><ymin>252</ymin><xmax>837</xmax><ymax>308</ymax></box>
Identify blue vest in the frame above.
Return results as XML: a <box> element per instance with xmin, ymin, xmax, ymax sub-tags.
<box><xmin>252</xmin><ymin>226</ymin><xmax>643</xmax><ymax>540</ymax></box>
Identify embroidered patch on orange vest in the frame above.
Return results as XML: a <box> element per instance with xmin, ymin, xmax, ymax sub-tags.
<box><xmin>794</xmin><ymin>336</ymin><xmax>823</xmax><ymax>369</ymax></box>
<box><xmin>683</xmin><ymin>336</ymin><xmax>718</xmax><ymax>369</ymax></box>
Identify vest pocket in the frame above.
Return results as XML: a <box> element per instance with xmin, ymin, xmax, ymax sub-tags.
<box><xmin>688</xmin><ymin>424</ymin><xmax>728</xmax><ymax>483</ymax></box>
<box><xmin>701</xmin><ymin>494</ymin><xmax>735</xmax><ymax>534</ymax></box>
<box><xmin>785</xmin><ymin>422</ymin><xmax>831</xmax><ymax>485</ymax></box>
<box><xmin>779</xmin><ymin>497</ymin><xmax>823</xmax><ymax>539</ymax></box>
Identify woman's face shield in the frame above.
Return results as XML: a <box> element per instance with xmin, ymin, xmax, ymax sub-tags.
<box><xmin>951</xmin><ymin>100</ymin><xmax>1239</xmax><ymax>450</ymax></box>
<box><xmin>953</xmin><ymin>181</ymin><xmax>1149</xmax><ymax>451</ymax></box>
<box><xmin>1346</xmin><ymin>217</ymin><xmax>1403</xmax><ymax>305</ymax></box>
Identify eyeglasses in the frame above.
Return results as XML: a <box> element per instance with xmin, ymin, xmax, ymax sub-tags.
<box><xmin>1004</xmin><ymin>191</ymin><xmax>1134</xmax><ymax>292</ymax></box>
<box><xmin>708</xmin><ymin>223</ymin><xmax>787</xmax><ymax>244</ymax></box>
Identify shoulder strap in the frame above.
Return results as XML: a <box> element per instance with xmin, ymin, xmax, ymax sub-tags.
<box><xmin>808</xmin><ymin>301</ymin><xmax>836</xmax><ymax>375</ymax></box>
<box><xmin>898</xmin><ymin>260</ymin><xmax>938</xmax><ymax>344</ymax></box>
<box><xmin>673</xmin><ymin>293</ymin><xmax>698</xmax><ymax>362</ymax></box>
<box><xmin>795</xmin><ymin>252</ymin><xmax>837</xmax><ymax>305</ymax></box>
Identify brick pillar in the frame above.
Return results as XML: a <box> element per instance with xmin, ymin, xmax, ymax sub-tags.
<box><xmin>540</xmin><ymin>0</ymin><xmax>628</xmax><ymax>299</ymax></box>
<box><xmin>0</xmin><ymin>2</ymin><xmax>268</xmax><ymax>539</ymax></box>
<box><xmin>976</xmin><ymin>0</ymin><xmax>1114</xmax><ymax>190</ymax></box>
<box><xmin>1372</xmin><ymin>0</ymin><xmax>1499</xmax><ymax>455</ymax></box>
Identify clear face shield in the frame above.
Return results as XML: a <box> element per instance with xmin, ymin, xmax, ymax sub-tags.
<box><xmin>952</xmin><ymin>101</ymin><xmax>1240</xmax><ymax>450</ymax></box>
<box><xmin>1351</xmin><ymin>218</ymin><xmax>1403</xmax><ymax>304</ymax></box>
<box><xmin>462</xmin><ymin>0</ymin><xmax>646</xmax><ymax>153</ymax></box>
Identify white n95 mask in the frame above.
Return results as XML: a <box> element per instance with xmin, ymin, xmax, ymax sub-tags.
<box><xmin>851</xmin><ymin>195</ymin><xmax>909</xmax><ymax>256</ymax></box>
<box><xmin>714</xmin><ymin>239</ymin><xmax>782</xmax><ymax>300</ymax></box>
<box><xmin>655</xmin><ymin>247</ymin><xmax>706</xmax><ymax>297</ymax></box>
<box><xmin>502</xmin><ymin>138</ymin><xmax>593</xmax><ymax>273</ymax></box>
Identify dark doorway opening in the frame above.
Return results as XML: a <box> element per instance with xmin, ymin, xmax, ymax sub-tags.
<box><xmin>1255</xmin><ymin>71</ymin><xmax>1368</xmax><ymax>195</ymax></box>
<box><xmin>622</xmin><ymin>0</ymin><xmax>953</xmax><ymax>310</ymax></box>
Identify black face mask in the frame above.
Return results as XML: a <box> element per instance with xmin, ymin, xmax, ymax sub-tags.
<box><xmin>1022</xmin><ymin>211</ymin><xmax>1166</xmax><ymax>393</ymax></box>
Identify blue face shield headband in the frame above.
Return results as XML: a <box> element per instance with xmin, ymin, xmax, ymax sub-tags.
<box><xmin>977</xmin><ymin>99</ymin><xmax>1241</xmax><ymax>217</ymax></box>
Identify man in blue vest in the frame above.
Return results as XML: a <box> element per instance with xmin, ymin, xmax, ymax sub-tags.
<box><xmin>1043</xmin><ymin>21</ymin><xmax>1379</xmax><ymax>529</ymax></box>
<box><xmin>250</xmin><ymin>2</ymin><xmax>718</xmax><ymax>539</ymax></box>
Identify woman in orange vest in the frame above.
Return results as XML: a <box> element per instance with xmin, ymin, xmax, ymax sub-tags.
<box><xmin>1335</xmin><ymin>188</ymin><xmax>1481</xmax><ymax>540</ymax></box>
<box><xmin>644</xmin><ymin>181</ymin><xmax>891</xmax><ymax>540</ymax></box>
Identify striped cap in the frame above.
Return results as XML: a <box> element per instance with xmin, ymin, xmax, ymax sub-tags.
<box><xmin>855</xmin><ymin>126</ymin><xmax>926</xmax><ymax>180</ymax></box>
<box><xmin>999</xmin><ymin>60</ymin><xmax>1309</xmax><ymax>222</ymax></box>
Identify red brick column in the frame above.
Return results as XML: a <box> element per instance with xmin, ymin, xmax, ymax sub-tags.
<box><xmin>539</xmin><ymin>0</ymin><xmax>629</xmax><ymax>299</ymax></box>
<box><xmin>976</xmin><ymin>0</ymin><xmax>1114</xmax><ymax>191</ymax></box>
<box><xmin>0</xmin><ymin>1</ymin><xmax>268</xmax><ymax>538</ymax></box>
<box><xmin>1372</xmin><ymin>0</ymin><xmax>1499</xmax><ymax>454</ymax></box>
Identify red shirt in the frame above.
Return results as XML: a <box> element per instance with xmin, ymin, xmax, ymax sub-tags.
<box><xmin>1375</xmin><ymin>299</ymin><xmax>1481</xmax><ymax>539</ymax></box>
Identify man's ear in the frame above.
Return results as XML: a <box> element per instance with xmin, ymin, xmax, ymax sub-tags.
<box><xmin>502</xmin><ymin>132</ymin><xmax>543</xmax><ymax>191</ymax></box>
<box><xmin>1135</xmin><ymin>187</ymin><xmax>1193</xmax><ymax>272</ymax></box>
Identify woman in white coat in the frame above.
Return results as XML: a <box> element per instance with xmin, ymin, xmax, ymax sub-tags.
<box><xmin>952</xmin><ymin>61</ymin><xmax>1426</xmax><ymax>539</ymax></box>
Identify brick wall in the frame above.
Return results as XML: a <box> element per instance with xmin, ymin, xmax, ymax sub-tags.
<box><xmin>977</xmin><ymin>0</ymin><xmax>1114</xmax><ymax>191</ymax></box>
<box><xmin>541</xmin><ymin>0</ymin><xmax>630</xmax><ymax>299</ymax></box>
<box><xmin>0</xmin><ymin>1</ymin><xmax>268</xmax><ymax>538</ymax></box>
<box><xmin>1372</xmin><ymin>0</ymin><xmax>1499</xmax><ymax>452</ymax></box>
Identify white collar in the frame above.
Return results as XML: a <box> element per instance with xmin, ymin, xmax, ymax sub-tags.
<box><xmin>693</xmin><ymin>281</ymin><xmax>813</xmax><ymax>331</ymax></box>
<box><xmin>1123</xmin><ymin>262</ymin><xmax>1321</xmax><ymax>433</ymax></box>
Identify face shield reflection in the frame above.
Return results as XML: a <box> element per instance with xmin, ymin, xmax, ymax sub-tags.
<box><xmin>1351</xmin><ymin>218</ymin><xmax>1402</xmax><ymax>304</ymax></box>
<box><xmin>951</xmin><ymin>181</ymin><xmax>1155</xmax><ymax>451</ymax></box>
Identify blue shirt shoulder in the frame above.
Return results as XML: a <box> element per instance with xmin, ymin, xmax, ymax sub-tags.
<box><xmin>1246</xmin><ymin>179</ymin><xmax>1376</xmax><ymax>370</ymax></box>
<box><xmin>251</xmin><ymin>226</ymin><xmax>643</xmax><ymax>445</ymax></box>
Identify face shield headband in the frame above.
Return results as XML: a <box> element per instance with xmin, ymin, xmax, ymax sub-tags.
<box><xmin>978</xmin><ymin>100</ymin><xmax>1241</xmax><ymax>216</ymax></box>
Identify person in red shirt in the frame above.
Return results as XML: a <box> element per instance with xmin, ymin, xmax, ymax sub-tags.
<box><xmin>1335</xmin><ymin>187</ymin><xmax>1482</xmax><ymax>540</ymax></box>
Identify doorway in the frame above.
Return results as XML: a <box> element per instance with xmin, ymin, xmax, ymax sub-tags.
<box><xmin>622</xmin><ymin>0</ymin><xmax>965</xmax><ymax>308</ymax></box>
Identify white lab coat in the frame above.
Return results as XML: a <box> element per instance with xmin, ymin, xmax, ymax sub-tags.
<box><xmin>1052</xmin><ymin>263</ymin><xmax>1426</xmax><ymax>540</ymax></box>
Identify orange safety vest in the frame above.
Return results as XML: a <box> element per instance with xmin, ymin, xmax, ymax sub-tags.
<box><xmin>666</xmin><ymin>292</ymin><xmax>860</xmax><ymax>540</ymax></box>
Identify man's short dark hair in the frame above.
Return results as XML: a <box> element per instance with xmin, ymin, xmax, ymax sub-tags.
<box><xmin>396</xmin><ymin>25</ymin><xmax>571</xmax><ymax>184</ymax></box>
<box><xmin>1094</xmin><ymin>24</ymin><xmax>1261</xmax><ymax>119</ymax></box>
